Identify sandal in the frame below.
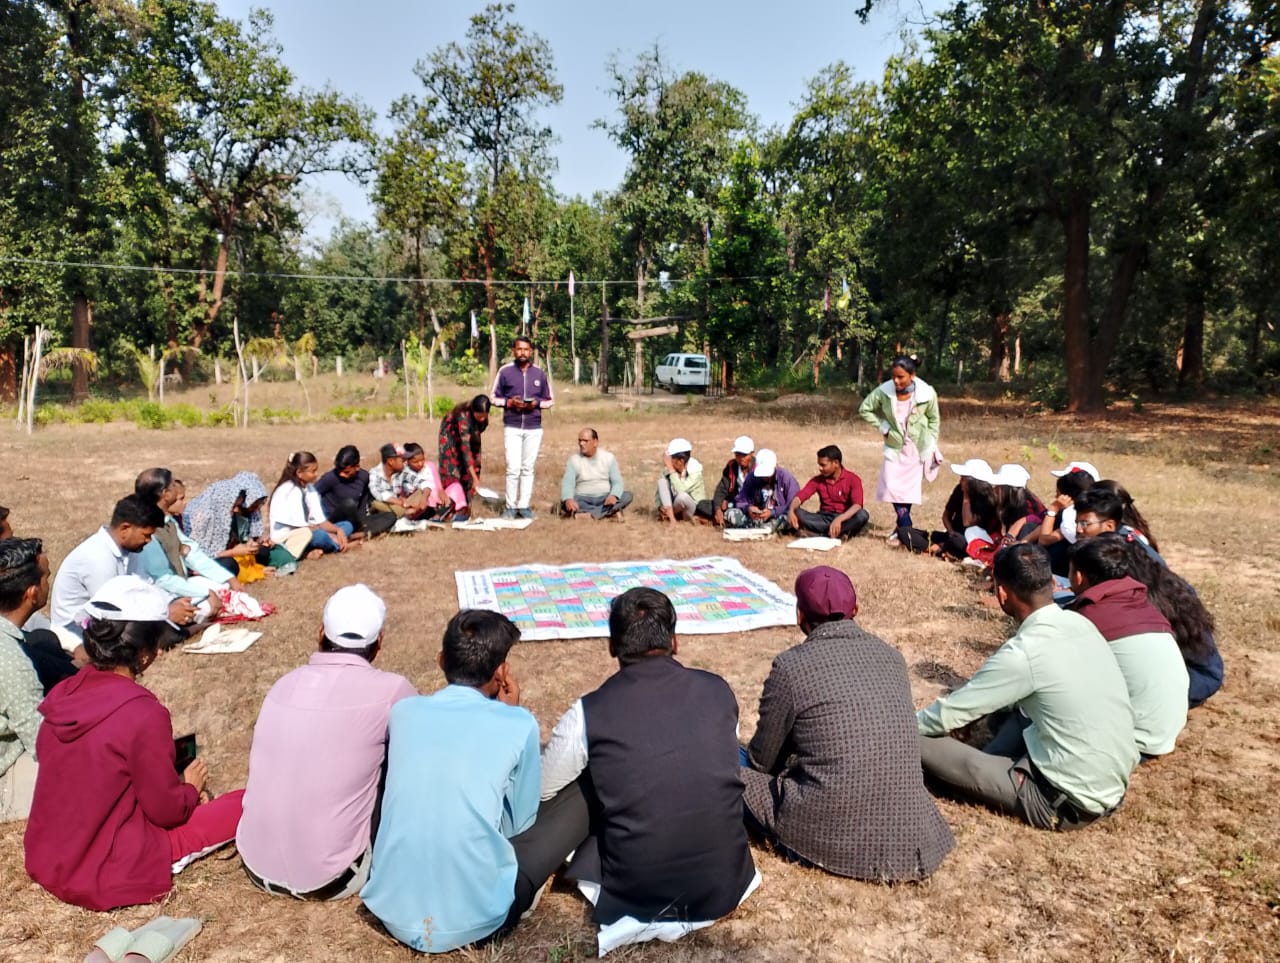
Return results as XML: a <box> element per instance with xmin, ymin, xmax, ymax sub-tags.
<box><xmin>121</xmin><ymin>917</ymin><xmax>202</xmax><ymax>963</ymax></box>
<box><xmin>83</xmin><ymin>927</ymin><xmax>133</xmax><ymax>963</ymax></box>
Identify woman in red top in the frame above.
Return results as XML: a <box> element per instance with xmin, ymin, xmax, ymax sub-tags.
<box><xmin>24</xmin><ymin>576</ymin><xmax>243</xmax><ymax>911</ymax></box>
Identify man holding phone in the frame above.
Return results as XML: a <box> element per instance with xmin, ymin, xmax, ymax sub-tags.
<box><xmin>491</xmin><ymin>336</ymin><xmax>554</xmax><ymax>520</ymax></box>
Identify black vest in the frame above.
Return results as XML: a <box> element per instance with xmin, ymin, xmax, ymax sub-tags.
<box><xmin>579</xmin><ymin>655</ymin><xmax>755</xmax><ymax>925</ymax></box>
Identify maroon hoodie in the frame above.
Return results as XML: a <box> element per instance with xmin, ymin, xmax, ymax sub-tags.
<box><xmin>24</xmin><ymin>666</ymin><xmax>197</xmax><ymax>911</ymax></box>
<box><xmin>1069</xmin><ymin>576</ymin><xmax>1172</xmax><ymax>642</ymax></box>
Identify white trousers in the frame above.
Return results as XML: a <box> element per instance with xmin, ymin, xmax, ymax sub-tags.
<box><xmin>504</xmin><ymin>427</ymin><xmax>543</xmax><ymax>509</ymax></box>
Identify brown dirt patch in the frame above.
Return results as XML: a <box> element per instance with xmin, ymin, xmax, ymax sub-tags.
<box><xmin>1</xmin><ymin>385</ymin><xmax>1277</xmax><ymax>961</ymax></box>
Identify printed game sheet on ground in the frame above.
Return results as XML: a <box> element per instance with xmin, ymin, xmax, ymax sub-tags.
<box><xmin>455</xmin><ymin>556</ymin><xmax>797</xmax><ymax>641</ymax></box>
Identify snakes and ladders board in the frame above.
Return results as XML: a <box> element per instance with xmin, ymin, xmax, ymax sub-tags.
<box><xmin>455</xmin><ymin>556</ymin><xmax>797</xmax><ymax>641</ymax></box>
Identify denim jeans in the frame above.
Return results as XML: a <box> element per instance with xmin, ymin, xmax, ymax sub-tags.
<box><xmin>309</xmin><ymin>521</ymin><xmax>354</xmax><ymax>554</ymax></box>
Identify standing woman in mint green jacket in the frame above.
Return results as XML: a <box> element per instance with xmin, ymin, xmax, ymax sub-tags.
<box><xmin>857</xmin><ymin>355</ymin><xmax>941</xmax><ymax>532</ymax></box>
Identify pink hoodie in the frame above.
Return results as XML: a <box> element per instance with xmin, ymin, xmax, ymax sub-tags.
<box><xmin>24</xmin><ymin>666</ymin><xmax>197</xmax><ymax>911</ymax></box>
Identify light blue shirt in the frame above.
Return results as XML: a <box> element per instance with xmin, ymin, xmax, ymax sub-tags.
<box><xmin>135</xmin><ymin>518</ymin><xmax>232</xmax><ymax>600</ymax></box>
<box><xmin>360</xmin><ymin>685</ymin><xmax>541</xmax><ymax>953</ymax></box>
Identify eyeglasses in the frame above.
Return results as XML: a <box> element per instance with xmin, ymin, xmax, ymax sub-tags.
<box><xmin>1075</xmin><ymin>519</ymin><xmax>1106</xmax><ymax>532</ymax></box>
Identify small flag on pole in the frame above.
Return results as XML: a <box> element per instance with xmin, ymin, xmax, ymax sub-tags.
<box><xmin>568</xmin><ymin>270</ymin><xmax>575</xmax><ymax>298</ymax></box>
<box><xmin>470</xmin><ymin>310</ymin><xmax>478</xmax><ymax>339</ymax></box>
<box><xmin>522</xmin><ymin>297</ymin><xmax>530</xmax><ymax>331</ymax></box>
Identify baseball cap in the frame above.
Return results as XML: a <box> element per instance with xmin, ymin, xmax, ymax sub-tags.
<box><xmin>732</xmin><ymin>435</ymin><xmax>755</xmax><ymax>455</ymax></box>
<box><xmin>794</xmin><ymin>566</ymin><xmax>858</xmax><ymax>623</ymax></box>
<box><xmin>379</xmin><ymin>443</ymin><xmax>405</xmax><ymax>462</ymax></box>
<box><xmin>753</xmin><ymin>449</ymin><xmax>778</xmax><ymax>477</ymax></box>
<box><xmin>85</xmin><ymin>575</ymin><xmax>172</xmax><ymax>623</ymax></box>
<box><xmin>666</xmin><ymin>438</ymin><xmax>693</xmax><ymax>457</ymax></box>
<box><xmin>323</xmin><ymin>584</ymin><xmax>387</xmax><ymax>649</ymax></box>
<box><xmin>949</xmin><ymin>458</ymin><xmax>995</xmax><ymax>484</ymax></box>
<box><xmin>1050</xmin><ymin>461</ymin><xmax>1100</xmax><ymax>481</ymax></box>
<box><xmin>993</xmin><ymin>464</ymin><xmax>1031</xmax><ymax>488</ymax></box>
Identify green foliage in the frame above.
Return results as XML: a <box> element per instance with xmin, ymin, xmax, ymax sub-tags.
<box><xmin>444</xmin><ymin>349</ymin><xmax>488</xmax><ymax>386</ymax></box>
<box><xmin>131</xmin><ymin>401</ymin><xmax>175</xmax><ymax>430</ymax></box>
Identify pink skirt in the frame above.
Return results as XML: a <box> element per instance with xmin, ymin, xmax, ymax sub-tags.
<box><xmin>876</xmin><ymin>439</ymin><xmax>923</xmax><ymax>504</ymax></box>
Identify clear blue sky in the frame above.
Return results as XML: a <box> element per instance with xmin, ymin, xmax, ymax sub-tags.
<box><xmin>214</xmin><ymin>0</ymin><xmax>944</xmax><ymax>238</ymax></box>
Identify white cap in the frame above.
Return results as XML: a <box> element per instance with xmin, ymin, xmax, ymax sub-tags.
<box><xmin>323</xmin><ymin>584</ymin><xmax>387</xmax><ymax>649</ymax></box>
<box><xmin>753</xmin><ymin>449</ymin><xmax>778</xmax><ymax>477</ymax></box>
<box><xmin>85</xmin><ymin>575</ymin><xmax>172</xmax><ymax>623</ymax></box>
<box><xmin>666</xmin><ymin>438</ymin><xmax>693</xmax><ymax>457</ymax></box>
<box><xmin>731</xmin><ymin>435</ymin><xmax>755</xmax><ymax>455</ymax></box>
<box><xmin>993</xmin><ymin>464</ymin><xmax>1031</xmax><ymax>488</ymax></box>
<box><xmin>949</xmin><ymin>458</ymin><xmax>995</xmax><ymax>484</ymax></box>
<box><xmin>1050</xmin><ymin>461</ymin><xmax>1100</xmax><ymax>481</ymax></box>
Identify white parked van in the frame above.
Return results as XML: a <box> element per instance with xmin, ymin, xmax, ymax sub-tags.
<box><xmin>655</xmin><ymin>352</ymin><xmax>711</xmax><ymax>391</ymax></box>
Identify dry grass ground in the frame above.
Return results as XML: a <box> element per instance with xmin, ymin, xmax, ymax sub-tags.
<box><xmin>1</xmin><ymin>381</ymin><xmax>1277</xmax><ymax>962</ymax></box>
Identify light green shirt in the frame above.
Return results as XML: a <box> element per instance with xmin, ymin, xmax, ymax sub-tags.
<box><xmin>917</xmin><ymin>604</ymin><xmax>1138</xmax><ymax>814</ymax></box>
<box><xmin>0</xmin><ymin>615</ymin><xmax>44</xmax><ymax>774</ymax></box>
<box><xmin>1109</xmin><ymin>632</ymin><xmax>1188</xmax><ymax>756</ymax></box>
<box><xmin>562</xmin><ymin>451</ymin><xmax>623</xmax><ymax>500</ymax></box>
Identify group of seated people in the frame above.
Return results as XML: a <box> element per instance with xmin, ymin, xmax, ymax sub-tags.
<box><xmin>0</xmin><ymin>527</ymin><xmax>1220</xmax><ymax>954</ymax></box>
<box><xmin>0</xmin><ymin>435</ymin><xmax>1225</xmax><ymax>955</ymax></box>
<box><xmin>648</xmin><ymin>435</ymin><xmax>872</xmax><ymax>539</ymax></box>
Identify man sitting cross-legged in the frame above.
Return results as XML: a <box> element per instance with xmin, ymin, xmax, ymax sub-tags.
<box><xmin>561</xmin><ymin>427</ymin><xmax>633</xmax><ymax>519</ymax></box>
<box><xmin>725</xmin><ymin>448</ymin><xmax>799</xmax><ymax>532</ymax></box>
<box><xmin>539</xmin><ymin>587</ymin><xmax>759</xmax><ymax>955</ymax></box>
<box><xmin>360</xmin><ymin>610</ymin><xmax>555</xmax><ymax>953</ymax></box>
<box><xmin>786</xmin><ymin>445</ymin><xmax>870</xmax><ymax>540</ymax></box>
<box><xmin>918</xmin><ymin>543</ymin><xmax>1138</xmax><ymax>830</ymax></box>
<box><xmin>742</xmin><ymin>566</ymin><xmax>954</xmax><ymax>879</ymax></box>
<box><xmin>237</xmin><ymin>584</ymin><xmax>415</xmax><ymax>900</ymax></box>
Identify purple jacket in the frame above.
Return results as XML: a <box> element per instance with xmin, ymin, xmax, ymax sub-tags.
<box><xmin>491</xmin><ymin>362</ymin><xmax>554</xmax><ymax>430</ymax></box>
<box><xmin>736</xmin><ymin>467</ymin><xmax>801</xmax><ymax>519</ymax></box>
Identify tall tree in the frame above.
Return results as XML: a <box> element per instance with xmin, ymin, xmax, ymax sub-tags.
<box><xmin>598</xmin><ymin>48</ymin><xmax>750</xmax><ymax>325</ymax></box>
<box><xmin>397</xmin><ymin>2</ymin><xmax>562</xmax><ymax>364</ymax></box>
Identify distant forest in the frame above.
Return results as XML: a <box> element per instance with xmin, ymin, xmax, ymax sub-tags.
<box><xmin>2</xmin><ymin>1</ymin><xmax>1277</xmax><ymax>410</ymax></box>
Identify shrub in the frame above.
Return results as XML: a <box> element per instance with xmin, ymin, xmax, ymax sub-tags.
<box><xmin>169</xmin><ymin>403</ymin><xmax>205</xmax><ymax>428</ymax></box>
<box><xmin>206</xmin><ymin>407</ymin><xmax>237</xmax><ymax>427</ymax></box>
<box><xmin>130</xmin><ymin>401</ymin><xmax>174</xmax><ymax>429</ymax></box>
<box><xmin>76</xmin><ymin>399</ymin><xmax>122</xmax><ymax>423</ymax></box>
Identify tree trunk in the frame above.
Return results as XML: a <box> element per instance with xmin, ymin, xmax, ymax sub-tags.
<box><xmin>599</xmin><ymin>290</ymin><xmax>610</xmax><ymax>393</ymax></box>
<box><xmin>1178</xmin><ymin>286</ymin><xmax>1206</xmax><ymax>390</ymax></box>
<box><xmin>0</xmin><ymin>342</ymin><xmax>17</xmax><ymax>402</ymax></box>
<box><xmin>635</xmin><ymin>239</ymin><xmax>647</xmax><ymax>317</ymax></box>
<box><xmin>71</xmin><ymin>295</ymin><xmax>91</xmax><ymax>399</ymax></box>
<box><xmin>1061</xmin><ymin>191</ymin><xmax>1099</xmax><ymax>412</ymax></box>
<box><xmin>988</xmin><ymin>311</ymin><xmax>1012</xmax><ymax>382</ymax></box>
<box><xmin>484</xmin><ymin>220</ymin><xmax>498</xmax><ymax>382</ymax></box>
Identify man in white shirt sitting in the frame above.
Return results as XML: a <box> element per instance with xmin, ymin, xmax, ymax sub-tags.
<box><xmin>560</xmin><ymin>428</ymin><xmax>633</xmax><ymax>520</ymax></box>
<box><xmin>48</xmin><ymin>495</ymin><xmax>195</xmax><ymax>656</ymax></box>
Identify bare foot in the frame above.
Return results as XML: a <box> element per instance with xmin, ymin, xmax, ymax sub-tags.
<box><xmin>305</xmin><ymin>549</ymin><xmax>324</xmax><ymax>560</ymax></box>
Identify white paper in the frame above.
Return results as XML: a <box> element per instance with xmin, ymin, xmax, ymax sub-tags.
<box><xmin>183</xmin><ymin>623</ymin><xmax>262</xmax><ymax>654</ymax></box>
<box><xmin>475</xmin><ymin>486</ymin><xmax>501</xmax><ymax>500</ymax></box>
<box><xmin>452</xmin><ymin>517</ymin><xmax>534</xmax><ymax>531</ymax></box>
<box><xmin>786</xmin><ymin>536</ymin><xmax>841</xmax><ymax>552</ymax></box>
<box><xmin>722</xmin><ymin>527</ymin><xmax>774</xmax><ymax>541</ymax></box>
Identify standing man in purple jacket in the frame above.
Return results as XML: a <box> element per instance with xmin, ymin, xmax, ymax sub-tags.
<box><xmin>491</xmin><ymin>337</ymin><xmax>555</xmax><ymax>519</ymax></box>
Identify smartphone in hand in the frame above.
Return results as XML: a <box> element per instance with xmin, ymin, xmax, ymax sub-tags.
<box><xmin>174</xmin><ymin>733</ymin><xmax>198</xmax><ymax>774</ymax></box>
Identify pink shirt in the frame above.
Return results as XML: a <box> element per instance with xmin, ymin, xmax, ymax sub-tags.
<box><xmin>237</xmin><ymin>652</ymin><xmax>416</xmax><ymax>891</ymax></box>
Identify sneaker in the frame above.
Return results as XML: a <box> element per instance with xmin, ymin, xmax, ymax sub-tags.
<box><xmin>392</xmin><ymin>517</ymin><xmax>417</xmax><ymax>534</ymax></box>
<box><xmin>500</xmin><ymin>508</ymin><xmax>519</xmax><ymax>520</ymax></box>
<box><xmin>961</xmin><ymin>556</ymin><xmax>987</xmax><ymax>569</ymax></box>
<box><xmin>517</xmin><ymin>508</ymin><xmax>535</xmax><ymax>520</ymax></box>
<box><xmin>276</xmin><ymin>562</ymin><xmax>298</xmax><ymax>577</ymax></box>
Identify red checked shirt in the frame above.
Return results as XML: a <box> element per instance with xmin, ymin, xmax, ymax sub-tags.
<box><xmin>795</xmin><ymin>469</ymin><xmax>864</xmax><ymax>514</ymax></box>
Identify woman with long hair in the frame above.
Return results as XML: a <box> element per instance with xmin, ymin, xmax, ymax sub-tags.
<box><xmin>24</xmin><ymin>576</ymin><xmax>244</xmax><ymax>910</ymax></box>
<box><xmin>1114</xmin><ymin>536</ymin><xmax>1222</xmax><ymax>706</ymax></box>
<box><xmin>268</xmin><ymin>452</ymin><xmax>355</xmax><ymax>561</ymax></box>
<box><xmin>438</xmin><ymin>395</ymin><xmax>491</xmax><ymax>521</ymax></box>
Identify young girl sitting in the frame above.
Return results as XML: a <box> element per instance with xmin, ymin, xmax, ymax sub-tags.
<box><xmin>268</xmin><ymin>451</ymin><xmax>356</xmax><ymax>561</ymax></box>
<box><xmin>1037</xmin><ymin>466</ymin><xmax>1097</xmax><ymax>575</ymax></box>
<box><xmin>24</xmin><ymin>576</ymin><xmax>244</xmax><ymax>910</ymax></box>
